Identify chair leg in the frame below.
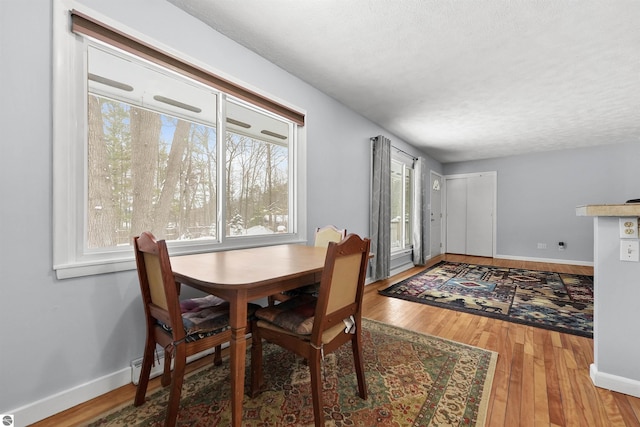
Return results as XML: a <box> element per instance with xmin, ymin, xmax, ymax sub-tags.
<box><xmin>351</xmin><ymin>335</ymin><xmax>368</xmax><ymax>399</ymax></box>
<box><xmin>213</xmin><ymin>344</ymin><xmax>222</xmax><ymax>366</ymax></box>
<box><xmin>165</xmin><ymin>347</ymin><xmax>187</xmax><ymax>427</ymax></box>
<box><xmin>309</xmin><ymin>349</ymin><xmax>325</xmax><ymax>427</ymax></box>
<box><xmin>134</xmin><ymin>337</ymin><xmax>156</xmax><ymax>406</ymax></box>
<box><xmin>250</xmin><ymin>326</ymin><xmax>264</xmax><ymax>397</ymax></box>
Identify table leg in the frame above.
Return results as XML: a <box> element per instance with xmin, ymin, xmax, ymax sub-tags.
<box><xmin>229</xmin><ymin>290</ymin><xmax>248</xmax><ymax>427</ymax></box>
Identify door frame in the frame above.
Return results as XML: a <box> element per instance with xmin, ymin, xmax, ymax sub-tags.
<box><xmin>429</xmin><ymin>170</ymin><xmax>444</xmax><ymax>258</ymax></box>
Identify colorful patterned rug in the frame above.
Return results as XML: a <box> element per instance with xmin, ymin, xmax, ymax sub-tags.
<box><xmin>88</xmin><ymin>319</ymin><xmax>497</xmax><ymax>426</ymax></box>
<box><xmin>380</xmin><ymin>262</ymin><xmax>594</xmax><ymax>338</ymax></box>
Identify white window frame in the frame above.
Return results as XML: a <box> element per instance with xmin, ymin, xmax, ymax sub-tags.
<box><xmin>52</xmin><ymin>1</ymin><xmax>307</xmax><ymax>279</ymax></box>
<box><xmin>390</xmin><ymin>151</ymin><xmax>415</xmax><ymax>256</ymax></box>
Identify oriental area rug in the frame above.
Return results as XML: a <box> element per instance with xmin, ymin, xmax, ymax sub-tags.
<box><xmin>380</xmin><ymin>262</ymin><xmax>594</xmax><ymax>338</ymax></box>
<box><xmin>88</xmin><ymin>319</ymin><xmax>497</xmax><ymax>426</ymax></box>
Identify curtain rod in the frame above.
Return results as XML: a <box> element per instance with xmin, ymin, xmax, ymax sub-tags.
<box><xmin>369</xmin><ymin>136</ymin><xmax>419</xmax><ymax>161</ymax></box>
<box><xmin>392</xmin><ymin>146</ymin><xmax>418</xmax><ymax>161</ymax></box>
<box><xmin>369</xmin><ymin>136</ymin><xmax>418</xmax><ymax>160</ymax></box>
<box><xmin>370</xmin><ymin>137</ymin><xmax>418</xmax><ymax>161</ymax></box>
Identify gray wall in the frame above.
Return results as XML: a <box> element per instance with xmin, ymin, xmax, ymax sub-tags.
<box><xmin>443</xmin><ymin>142</ymin><xmax>640</xmax><ymax>263</ymax></box>
<box><xmin>0</xmin><ymin>0</ymin><xmax>433</xmax><ymax>421</ymax></box>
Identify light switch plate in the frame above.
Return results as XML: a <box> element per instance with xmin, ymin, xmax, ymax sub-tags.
<box><xmin>620</xmin><ymin>239</ymin><xmax>640</xmax><ymax>262</ymax></box>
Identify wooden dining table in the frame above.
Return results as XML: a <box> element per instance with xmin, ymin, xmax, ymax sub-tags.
<box><xmin>170</xmin><ymin>243</ymin><xmax>328</xmax><ymax>427</ymax></box>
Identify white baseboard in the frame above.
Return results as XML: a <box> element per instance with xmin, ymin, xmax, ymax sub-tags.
<box><xmin>495</xmin><ymin>253</ymin><xmax>594</xmax><ymax>267</ymax></box>
<box><xmin>9</xmin><ymin>367</ymin><xmax>131</xmax><ymax>427</ymax></box>
<box><xmin>9</xmin><ymin>347</ymin><xmax>218</xmax><ymax>427</ymax></box>
<box><xmin>590</xmin><ymin>363</ymin><xmax>640</xmax><ymax>398</ymax></box>
<box><xmin>390</xmin><ymin>262</ymin><xmax>415</xmax><ymax>277</ymax></box>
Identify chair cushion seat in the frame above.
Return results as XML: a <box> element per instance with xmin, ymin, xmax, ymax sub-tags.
<box><xmin>180</xmin><ymin>294</ymin><xmax>226</xmax><ymax>313</ymax></box>
<box><xmin>254</xmin><ymin>295</ymin><xmax>317</xmax><ymax>335</ymax></box>
<box><xmin>282</xmin><ymin>283</ymin><xmax>320</xmax><ymax>298</ymax></box>
<box><xmin>160</xmin><ymin>294</ymin><xmax>260</xmax><ymax>342</ymax></box>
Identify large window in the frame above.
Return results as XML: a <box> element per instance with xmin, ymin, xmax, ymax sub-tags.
<box><xmin>53</xmin><ymin>5</ymin><xmax>305</xmax><ymax>278</ymax></box>
<box><xmin>86</xmin><ymin>45</ymin><xmax>292</xmax><ymax>246</ymax></box>
<box><xmin>390</xmin><ymin>155</ymin><xmax>414</xmax><ymax>253</ymax></box>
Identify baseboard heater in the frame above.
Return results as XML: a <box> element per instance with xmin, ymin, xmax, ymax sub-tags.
<box><xmin>130</xmin><ymin>344</ymin><xmax>228</xmax><ymax>385</ymax></box>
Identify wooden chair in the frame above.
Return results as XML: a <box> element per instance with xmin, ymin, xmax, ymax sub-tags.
<box><xmin>133</xmin><ymin>231</ymin><xmax>259</xmax><ymax>427</ymax></box>
<box><xmin>251</xmin><ymin>233</ymin><xmax>370</xmax><ymax>427</ymax></box>
<box><xmin>313</xmin><ymin>224</ymin><xmax>347</xmax><ymax>248</ymax></box>
<box><xmin>268</xmin><ymin>225</ymin><xmax>347</xmax><ymax>305</ymax></box>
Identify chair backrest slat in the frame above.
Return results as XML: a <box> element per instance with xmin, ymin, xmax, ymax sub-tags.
<box><xmin>326</xmin><ymin>253</ymin><xmax>362</xmax><ymax>313</ymax></box>
<box><xmin>312</xmin><ymin>234</ymin><xmax>370</xmax><ymax>339</ymax></box>
<box><xmin>143</xmin><ymin>252</ymin><xmax>169</xmax><ymax>311</ymax></box>
<box><xmin>314</xmin><ymin>225</ymin><xmax>347</xmax><ymax>248</ymax></box>
<box><xmin>134</xmin><ymin>232</ymin><xmax>183</xmax><ymax>339</ymax></box>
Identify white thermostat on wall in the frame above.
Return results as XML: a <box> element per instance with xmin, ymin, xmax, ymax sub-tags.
<box><xmin>619</xmin><ymin>217</ymin><xmax>639</xmax><ymax>239</ymax></box>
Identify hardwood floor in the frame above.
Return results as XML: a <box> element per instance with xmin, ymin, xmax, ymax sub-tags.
<box><xmin>32</xmin><ymin>255</ymin><xmax>640</xmax><ymax>427</ymax></box>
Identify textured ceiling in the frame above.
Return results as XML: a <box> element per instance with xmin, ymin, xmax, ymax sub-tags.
<box><xmin>168</xmin><ymin>0</ymin><xmax>640</xmax><ymax>163</ymax></box>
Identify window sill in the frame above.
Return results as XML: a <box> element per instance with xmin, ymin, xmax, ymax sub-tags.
<box><xmin>55</xmin><ymin>237</ymin><xmax>308</xmax><ymax>280</ymax></box>
<box><xmin>390</xmin><ymin>247</ymin><xmax>413</xmax><ymax>260</ymax></box>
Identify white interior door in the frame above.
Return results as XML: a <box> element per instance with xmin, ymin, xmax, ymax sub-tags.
<box><xmin>446</xmin><ymin>177</ymin><xmax>467</xmax><ymax>254</ymax></box>
<box><xmin>430</xmin><ymin>171</ymin><xmax>443</xmax><ymax>257</ymax></box>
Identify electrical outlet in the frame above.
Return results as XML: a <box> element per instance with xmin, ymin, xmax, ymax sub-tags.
<box><xmin>619</xmin><ymin>217</ymin><xmax>639</xmax><ymax>238</ymax></box>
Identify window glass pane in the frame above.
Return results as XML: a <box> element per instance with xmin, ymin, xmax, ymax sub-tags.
<box><xmin>390</xmin><ymin>157</ymin><xmax>414</xmax><ymax>252</ymax></box>
<box><xmin>87</xmin><ymin>45</ymin><xmax>217</xmax><ymax>249</ymax></box>
<box><xmin>390</xmin><ymin>159</ymin><xmax>403</xmax><ymax>250</ymax></box>
<box><xmin>225</xmin><ymin>101</ymin><xmax>290</xmax><ymax>236</ymax></box>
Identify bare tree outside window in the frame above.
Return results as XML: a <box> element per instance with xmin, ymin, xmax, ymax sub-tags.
<box><xmin>87</xmin><ymin>95</ymin><xmax>217</xmax><ymax>248</ymax></box>
<box><xmin>225</xmin><ymin>132</ymin><xmax>288</xmax><ymax>237</ymax></box>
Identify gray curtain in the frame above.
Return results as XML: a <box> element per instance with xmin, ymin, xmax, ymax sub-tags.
<box><xmin>412</xmin><ymin>157</ymin><xmax>428</xmax><ymax>265</ymax></box>
<box><xmin>370</xmin><ymin>135</ymin><xmax>391</xmax><ymax>281</ymax></box>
